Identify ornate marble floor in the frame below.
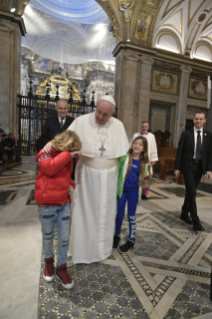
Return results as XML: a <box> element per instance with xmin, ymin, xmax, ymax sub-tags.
<box><xmin>0</xmin><ymin>157</ymin><xmax>212</xmax><ymax>319</ymax></box>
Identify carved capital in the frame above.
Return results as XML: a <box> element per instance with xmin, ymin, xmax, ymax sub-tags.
<box><xmin>0</xmin><ymin>18</ymin><xmax>13</xmax><ymax>32</ymax></box>
<box><xmin>124</xmin><ymin>52</ymin><xmax>140</xmax><ymax>62</ymax></box>
<box><xmin>140</xmin><ymin>55</ymin><xmax>154</xmax><ymax>66</ymax></box>
<box><xmin>180</xmin><ymin>65</ymin><xmax>192</xmax><ymax>74</ymax></box>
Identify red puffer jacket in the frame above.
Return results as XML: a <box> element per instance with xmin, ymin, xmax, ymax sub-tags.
<box><xmin>34</xmin><ymin>148</ymin><xmax>75</xmax><ymax>206</ymax></box>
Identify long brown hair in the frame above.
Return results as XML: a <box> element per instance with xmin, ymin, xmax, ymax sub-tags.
<box><xmin>51</xmin><ymin>130</ymin><xmax>82</xmax><ymax>153</ymax></box>
<box><xmin>126</xmin><ymin>136</ymin><xmax>151</xmax><ymax>185</ymax></box>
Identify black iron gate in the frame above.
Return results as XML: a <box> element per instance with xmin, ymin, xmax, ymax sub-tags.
<box><xmin>17</xmin><ymin>87</ymin><xmax>97</xmax><ymax>155</ymax></box>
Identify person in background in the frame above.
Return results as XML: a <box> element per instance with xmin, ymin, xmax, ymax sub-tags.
<box><xmin>36</xmin><ymin>100</ymin><xmax>74</xmax><ymax>153</ymax></box>
<box><xmin>130</xmin><ymin>121</ymin><xmax>158</xmax><ymax>199</ymax></box>
<box><xmin>174</xmin><ymin>112</ymin><xmax>212</xmax><ymax>231</ymax></box>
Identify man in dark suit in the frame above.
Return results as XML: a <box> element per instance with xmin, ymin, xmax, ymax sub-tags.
<box><xmin>36</xmin><ymin>100</ymin><xmax>74</xmax><ymax>152</ymax></box>
<box><xmin>174</xmin><ymin>112</ymin><xmax>212</xmax><ymax>231</ymax></box>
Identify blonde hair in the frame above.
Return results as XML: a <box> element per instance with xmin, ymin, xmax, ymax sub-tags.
<box><xmin>51</xmin><ymin>130</ymin><xmax>82</xmax><ymax>153</ymax></box>
<box><xmin>126</xmin><ymin>136</ymin><xmax>151</xmax><ymax>185</ymax></box>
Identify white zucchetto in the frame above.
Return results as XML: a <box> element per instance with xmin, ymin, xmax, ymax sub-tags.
<box><xmin>99</xmin><ymin>95</ymin><xmax>116</xmax><ymax>108</ymax></box>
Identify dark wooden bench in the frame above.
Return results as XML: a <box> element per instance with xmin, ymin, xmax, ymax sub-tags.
<box><xmin>154</xmin><ymin>148</ymin><xmax>184</xmax><ymax>184</ymax></box>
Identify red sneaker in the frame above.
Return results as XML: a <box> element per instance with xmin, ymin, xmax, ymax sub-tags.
<box><xmin>56</xmin><ymin>263</ymin><xmax>74</xmax><ymax>289</ymax></box>
<box><xmin>43</xmin><ymin>257</ymin><xmax>54</xmax><ymax>282</ymax></box>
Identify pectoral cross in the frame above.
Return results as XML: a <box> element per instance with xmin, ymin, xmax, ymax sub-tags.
<box><xmin>99</xmin><ymin>144</ymin><xmax>106</xmax><ymax>156</ymax></box>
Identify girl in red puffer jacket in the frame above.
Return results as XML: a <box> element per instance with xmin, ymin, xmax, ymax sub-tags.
<box><xmin>35</xmin><ymin>130</ymin><xmax>81</xmax><ymax>289</ymax></box>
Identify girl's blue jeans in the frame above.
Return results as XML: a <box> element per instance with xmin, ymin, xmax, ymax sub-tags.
<box><xmin>39</xmin><ymin>201</ymin><xmax>71</xmax><ymax>266</ymax></box>
<box><xmin>115</xmin><ymin>188</ymin><xmax>138</xmax><ymax>241</ymax></box>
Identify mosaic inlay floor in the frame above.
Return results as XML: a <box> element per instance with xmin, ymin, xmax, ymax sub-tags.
<box><xmin>0</xmin><ymin>157</ymin><xmax>211</xmax><ymax>319</ymax></box>
<box><xmin>0</xmin><ymin>190</ymin><xmax>18</xmax><ymax>205</ymax></box>
<box><xmin>38</xmin><ymin>211</ymin><xmax>212</xmax><ymax>319</ymax></box>
<box><xmin>146</xmin><ymin>190</ymin><xmax>167</xmax><ymax>200</ymax></box>
<box><xmin>158</xmin><ymin>187</ymin><xmax>205</xmax><ymax>198</ymax></box>
<box><xmin>26</xmin><ymin>190</ymin><xmax>37</xmax><ymax>205</ymax></box>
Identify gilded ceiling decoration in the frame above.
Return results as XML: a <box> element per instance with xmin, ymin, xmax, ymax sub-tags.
<box><xmin>96</xmin><ymin>0</ymin><xmax>122</xmax><ymax>41</ymax></box>
<box><xmin>188</xmin><ymin>0</ymin><xmax>206</xmax><ymax>28</ymax></box>
<box><xmin>162</xmin><ymin>9</ymin><xmax>182</xmax><ymax>36</ymax></box>
<box><xmin>203</xmin><ymin>16</ymin><xmax>212</xmax><ymax>31</ymax></box>
<box><xmin>191</xmin><ymin>23</ymin><xmax>200</xmax><ymax>47</ymax></box>
<box><xmin>162</xmin><ymin>0</ymin><xmax>184</xmax><ymax>19</ymax></box>
<box><xmin>198</xmin><ymin>13</ymin><xmax>206</xmax><ymax>23</ymax></box>
<box><xmin>0</xmin><ymin>0</ymin><xmax>30</xmax><ymax>15</ymax></box>
<box><xmin>135</xmin><ymin>12</ymin><xmax>154</xmax><ymax>42</ymax></box>
<box><xmin>119</xmin><ymin>0</ymin><xmax>134</xmax><ymax>23</ymax></box>
<box><xmin>128</xmin><ymin>0</ymin><xmax>162</xmax><ymax>45</ymax></box>
<box><xmin>152</xmin><ymin>0</ymin><xmax>212</xmax><ymax>61</ymax></box>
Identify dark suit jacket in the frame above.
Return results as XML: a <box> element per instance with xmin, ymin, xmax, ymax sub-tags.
<box><xmin>175</xmin><ymin>128</ymin><xmax>212</xmax><ymax>175</ymax></box>
<box><xmin>36</xmin><ymin>115</ymin><xmax>74</xmax><ymax>153</ymax></box>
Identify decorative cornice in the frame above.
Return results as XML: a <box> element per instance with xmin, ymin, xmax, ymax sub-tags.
<box><xmin>188</xmin><ymin>0</ymin><xmax>206</xmax><ymax>28</ymax></box>
<box><xmin>113</xmin><ymin>42</ymin><xmax>212</xmax><ymax>73</ymax></box>
<box><xmin>162</xmin><ymin>0</ymin><xmax>184</xmax><ymax>19</ymax></box>
<box><xmin>180</xmin><ymin>65</ymin><xmax>192</xmax><ymax>74</ymax></box>
<box><xmin>162</xmin><ymin>9</ymin><xmax>183</xmax><ymax>36</ymax></box>
<box><xmin>0</xmin><ymin>12</ymin><xmax>26</xmax><ymax>35</ymax></box>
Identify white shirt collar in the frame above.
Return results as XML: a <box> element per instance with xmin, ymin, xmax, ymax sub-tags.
<box><xmin>194</xmin><ymin>126</ymin><xmax>203</xmax><ymax>134</ymax></box>
<box><xmin>58</xmin><ymin>116</ymin><xmax>66</xmax><ymax>123</ymax></box>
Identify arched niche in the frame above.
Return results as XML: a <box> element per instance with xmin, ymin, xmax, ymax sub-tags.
<box><xmin>154</xmin><ymin>30</ymin><xmax>182</xmax><ymax>54</ymax></box>
<box><xmin>192</xmin><ymin>41</ymin><xmax>212</xmax><ymax>62</ymax></box>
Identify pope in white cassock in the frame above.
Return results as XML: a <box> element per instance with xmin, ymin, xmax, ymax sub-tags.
<box><xmin>68</xmin><ymin>96</ymin><xmax>129</xmax><ymax>264</ymax></box>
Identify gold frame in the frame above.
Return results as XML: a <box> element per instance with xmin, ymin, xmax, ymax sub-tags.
<box><xmin>188</xmin><ymin>76</ymin><xmax>207</xmax><ymax>101</ymax></box>
<box><xmin>151</xmin><ymin>68</ymin><xmax>180</xmax><ymax>96</ymax></box>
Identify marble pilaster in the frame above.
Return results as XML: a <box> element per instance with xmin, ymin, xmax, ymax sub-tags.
<box><xmin>115</xmin><ymin>50</ymin><xmax>140</xmax><ymax>139</ymax></box>
<box><xmin>205</xmin><ymin>77</ymin><xmax>212</xmax><ymax>132</ymax></box>
<box><xmin>173</xmin><ymin>65</ymin><xmax>192</xmax><ymax>147</ymax></box>
<box><xmin>114</xmin><ymin>47</ymin><xmax>154</xmax><ymax>139</ymax></box>
<box><xmin>0</xmin><ymin>13</ymin><xmax>25</xmax><ymax>136</ymax></box>
<box><xmin>137</xmin><ymin>55</ymin><xmax>154</xmax><ymax>132</ymax></box>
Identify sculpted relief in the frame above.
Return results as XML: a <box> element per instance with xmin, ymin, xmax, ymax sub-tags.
<box><xmin>188</xmin><ymin>77</ymin><xmax>207</xmax><ymax>100</ymax></box>
<box><xmin>151</xmin><ymin>69</ymin><xmax>179</xmax><ymax>95</ymax></box>
<box><xmin>119</xmin><ymin>0</ymin><xmax>134</xmax><ymax>21</ymax></box>
<box><xmin>135</xmin><ymin>13</ymin><xmax>153</xmax><ymax>41</ymax></box>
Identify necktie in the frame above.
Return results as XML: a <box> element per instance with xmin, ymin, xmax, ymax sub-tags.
<box><xmin>196</xmin><ymin>130</ymin><xmax>201</xmax><ymax>160</ymax></box>
<box><xmin>60</xmin><ymin>120</ymin><xmax>64</xmax><ymax>130</ymax></box>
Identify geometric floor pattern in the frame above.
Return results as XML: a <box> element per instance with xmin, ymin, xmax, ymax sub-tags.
<box><xmin>38</xmin><ymin>211</ymin><xmax>212</xmax><ymax>319</ymax></box>
<box><xmin>26</xmin><ymin>190</ymin><xmax>37</xmax><ymax>205</ymax></box>
<box><xmin>0</xmin><ymin>190</ymin><xmax>17</xmax><ymax>205</ymax></box>
<box><xmin>158</xmin><ymin>187</ymin><xmax>205</xmax><ymax>198</ymax></box>
<box><xmin>0</xmin><ymin>157</ymin><xmax>211</xmax><ymax>319</ymax></box>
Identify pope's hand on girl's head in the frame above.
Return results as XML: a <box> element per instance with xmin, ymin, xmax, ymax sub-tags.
<box><xmin>70</xmin><ymin>151</ymin><xmax>81</xmax><ymax>158</ymax></box>
<box><xmin>42</xmin><ymin>142</ymin><xmax>52</xmax><ymax>153</ymax></box>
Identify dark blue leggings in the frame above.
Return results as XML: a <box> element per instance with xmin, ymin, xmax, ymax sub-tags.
<box><xmin>115</xmin><ymin>188</ymin><xmax>138</xmax><ymax>241</ymax></box>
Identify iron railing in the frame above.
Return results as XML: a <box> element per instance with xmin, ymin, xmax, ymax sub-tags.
<box><xmin>17</xmin><ymin>87</ymin><xmax>98</xmax><ymax>155</ymax></box>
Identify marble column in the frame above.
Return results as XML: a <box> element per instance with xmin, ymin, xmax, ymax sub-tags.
<box><xmin>173</xmin><ymin>65</ymin><xmax>192</xmax><ymax>147</ymax></box>
<box><xmin>205</xmin><ymin>76</ymin><xmax>212</xmax><ymax>133</ymax></box>
<box><xmin>0</xmin><ymin>13</ymin><xmax>26</xmax><ymax>136</ymax></box>
<box><xmin>114</xmin><ymin>47</ymin><xmax>154</xmax><ymax>139</ymax></box>
<box><xmin>114</xmin><ymin>50</ymin><xmax>141</xmax><ymax>139</ymax></box>
<box><xmin>137</xmin><ymin>55</ymin><xmax>154</xmax><ymax>132</ymax></box>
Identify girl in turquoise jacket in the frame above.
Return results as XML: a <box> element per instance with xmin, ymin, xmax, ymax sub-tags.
<box><xmin>113</xmin><ymin>135</ymin><xmax>151</xmax><ymax>253</ymax></box>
